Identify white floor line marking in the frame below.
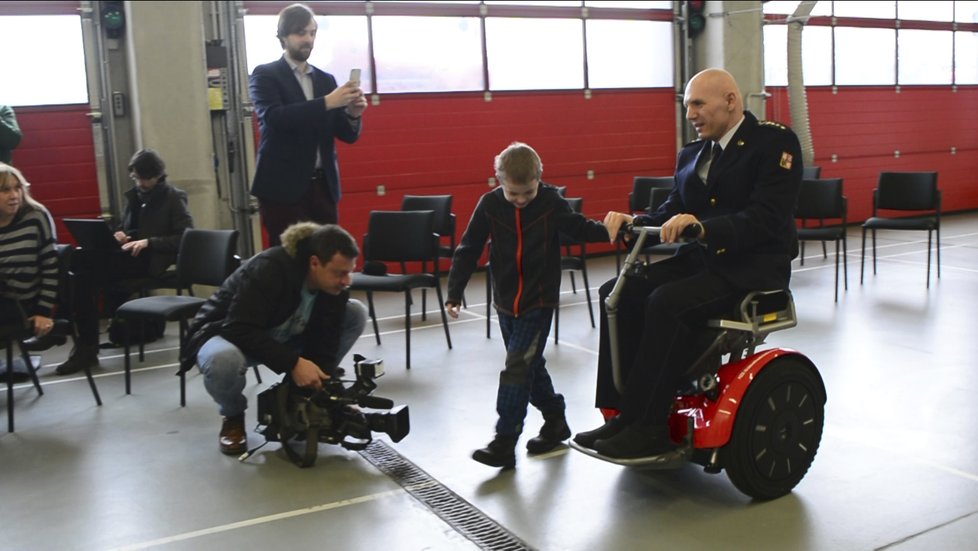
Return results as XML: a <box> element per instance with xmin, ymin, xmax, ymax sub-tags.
<box><xmin>105</xmin><ymin>488</ymin><xmax>404</xmax><ymax>551</ymax></box>
<box><xmin>552</xmin><ymin>339</ymin><xmax>599</xmax><ymax>356</ymax></box>
<box><xmin>824</xmin><ymin>425</ymin><xmax>978</xmax><ymax>483</ymax></box>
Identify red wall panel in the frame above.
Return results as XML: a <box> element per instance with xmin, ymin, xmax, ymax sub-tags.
<box><xmin>767</xmin><ymin>86</ymin><xmax>978</xmax><ymax>222</ymax></box>
<box><xmin>19</xmin><ymin>85</ymin><xmax>976</xmax><ymax>263</ymax></box>
<box><xmin>8</xmin><ymin>105</ymin><xmax>100</xmax><ymax>242</ymax></box>
<box><xmin>335</xmin><ymin>88</ymin><xmax>678</xmax><ymax>259</ymax></box>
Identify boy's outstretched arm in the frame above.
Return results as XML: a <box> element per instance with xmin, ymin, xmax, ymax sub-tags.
<box><xmin>445</xmin><ymin>196</ymin><xmax>491</xmax><ymax>318</ymax></box>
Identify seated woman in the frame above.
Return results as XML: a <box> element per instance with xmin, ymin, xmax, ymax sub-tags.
<box><xmin>57</xmin><ymin>148</ymin><xmax>195</xmax><ymax>375</ymax></box>
<box><xmin>0</xmin><ymin>163</ymin><xmax>59</xmax><ymax>345</ymax></box>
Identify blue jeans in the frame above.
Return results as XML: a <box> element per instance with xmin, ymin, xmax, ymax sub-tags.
<box><xmin>494</xmin><ymin>307</ymin><xmax>565</xmax><ymax>437</ymax></box>
<box><xmin>197</xmin><ymin>298</ymin><xmax>367</xmax><ymax>417</ymax></box>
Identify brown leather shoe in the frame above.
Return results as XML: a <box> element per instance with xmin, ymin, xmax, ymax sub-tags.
<box><xmin>219</xmin><ymin>415</ymin><xmax>247</xmax><ymax>456</ymax></box>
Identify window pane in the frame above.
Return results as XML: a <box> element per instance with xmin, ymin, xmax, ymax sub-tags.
<box><xmin>955</xmin><ymin>31</ymin><xmax>978</xmax><ymax>83</ymax></box>
<box><xmin>485</xmin><ymin>1</ymin><xmax>581</xmax><ymax>6</ymax></box>
<box><xmin>835</xmin><ymin>27</ymin><xmax>895</xmax><ymax>84</ymax></box>
<box><xmin>764</xmin><ymin>25</ymin><xmax>788</xmax><ymax>86</ymax></box>
<box><xmin>0</xmin><ymin>15</ymin><xmax>88</xmax><ymax>106</ymax></box>
<box><xmin>372</xmin><ymin>16</ymin><xmax>483</xmax><ymax>92</ymax></box>
<box><xmin>586</xmin><ymin>20</ymin><xmax>672</xmax><ymax>88</ymax></box>
<box><xmin>486</xmin><ymin>18</ymin><xmax>584</xmax><ymax>90</ymax></box>
<box><xmin>763</xmin><ymin>1</ymin><xmax>832</xmax><ymax>16</ymax></box>
<box><xmin>957</xmin><ymin>1</ymin><xmax>978</xmax><ymax>22</ymax></box>
<box><xmin>764</xmin><ymin>24</ymin><xmax>833</xmax><ymax>86</ymax></box>
<box><xmin>899</xmin><ymin>29</ymin><xmax>952</xmax><ymax>84</ymax></box>
<box><xmin>245</xmin><ymin>15</ymin><xmax>372</xmax><ymax>92</ymax></box>
<box><xmin>833</xmin><ymin>1</ymin><xmax>896</xmax><ymax>18</ymax></box>
<box><xmin>898</xmin><ymin>1</ymin><xmax>953</xmax><ymax>21</ymax></box>
<box><xmin>584</xmin><ymin>1</ymin><xmax>671</xmax><ymax>8</ymax></box>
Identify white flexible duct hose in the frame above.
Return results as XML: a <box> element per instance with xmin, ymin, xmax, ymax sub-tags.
<box><xmin>787</xmin><ymin>1</ymin><xmax>817</xmax><ymax>167</ymax></box>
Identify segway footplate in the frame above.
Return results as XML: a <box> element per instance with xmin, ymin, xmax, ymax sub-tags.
<box><xmin>569</xmin><ymin>441</ymin><xmax>689</xmax><ymax>470</ymax></box>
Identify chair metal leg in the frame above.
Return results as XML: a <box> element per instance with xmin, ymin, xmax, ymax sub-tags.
<box><xmin>833</xmin><ymin>239</ymin><xmax>840</xmax><ymax>303</ymax></box>
<box><xmin>123</xmin><ymin>329</ymin><xmax>132</xmax><ymax>395</ymax></box>
<box><xmin>252</xmin><ymin>364</ymin><xmax>262</xmax><ymax>384</ymax></box>
<box><xmin>82</xmin><ymin>358</ymin><xmax>102</xmax><ymax>406</ymax></box>
<box><xmin>842</xmin><ymin>234</ymin><xmax>849</xmax><ymax>291</ymax></box>
<box><xmin>179</xmin><ymin>319</ymin><xmax>188</xmax><ymax>406</ymax></box>
<box><xmin>366</xmin><ymin>292</ymin><xmax>381</xmax><ymax>345</ymax></box>
<box><xmin>872</xmin><ymin>229</ymin><xmax>877</xmax><ymax>275</ymax></box>
<box><xmin>936</xmin><ymin>226</ymin><xmax>941</xmax><ymax>279</ymax></box>
<box><xmin>22</xmin><ymin>345</ymin><xmax>43</xmax><ymax>395</ymax></box>
<box><xmin>569</xmin><ymin>271</ymin><xmax>577</xmax><ymax>293</ymax></box>
<box><xmin>581</xmin><ymin>262</ymin><xmax>595</xmax><ymax>328</ymax></box>
<box><xmin>799</xmin><ymin>241</ymin><xmax>806</xmax><ymax>266</ymax></box>
<box><xmin>860</xmin><ymin>228</ymin><xmax>866</xmax><ymax>284</ymax></box>
<box><xmin>138</xmin><ymin>320</ymin><xmax>146</xmax><ymax>362</ymax></box>
<box><xmin>434</xmin><ymin>284</ymin><xmax>452</xmax><ymax>350</ymax></box>
<box><xmin>926</xmin><ymin>230</ymin><xmax>932</xmax><ymax>289</ymax></box>
<box><xmin>404</xmin><ymin>292</ymin><xmax>412</xmax><ymax>370</ymax></box>
<box><xmin>6</xmin><ymin>344</ymin><xmax>14</xmax><ymax>432</ymax></box>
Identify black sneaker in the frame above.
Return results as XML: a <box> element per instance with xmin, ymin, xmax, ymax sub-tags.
<box><xmin>472</xmin><ymin>435</ymin><xmax>517</xmax><ymax>469</ymax></box>
<box><xmin>526</xmin><ymin>412</ymin><xmax>571</xmax><ymax>454</ymax></box>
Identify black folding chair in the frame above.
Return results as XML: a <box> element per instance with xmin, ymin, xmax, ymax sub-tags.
<box><xmin>350</xmin><ymin>210</ymin><xmax>452</xmax><ymax>369</ymax></box>
<box><xmin>860</xmin><ymin>172</ymin><xmax>940</xmax><ymax>288</ymax></box>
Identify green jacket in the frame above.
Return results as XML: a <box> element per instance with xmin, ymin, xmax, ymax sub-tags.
<box><xmin>0</xmin><ymin>105</ymin><xmax>22</xmax><ymax>165</ymax></box>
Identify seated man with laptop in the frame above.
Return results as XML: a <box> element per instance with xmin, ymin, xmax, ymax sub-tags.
<box><xmin>57</xmin><ymin>149</ymin><xmax>194</xmax><ymax>375</ymax></box>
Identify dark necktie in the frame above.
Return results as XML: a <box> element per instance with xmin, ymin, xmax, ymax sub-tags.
<box><xmin>707</xmin><ymin>141</ymin><xmax>722</xmax><ymax>183</ymax></box>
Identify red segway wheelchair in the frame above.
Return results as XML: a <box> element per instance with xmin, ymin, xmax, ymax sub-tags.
<box><xmin>570</xmin><ymin>226</ymin><xmax>826</xmax><ymax>500</ymax></box>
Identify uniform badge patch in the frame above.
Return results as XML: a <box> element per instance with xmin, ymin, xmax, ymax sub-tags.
<box><xmin>779</xmin><ymin>152</ymin><xmax>793</xmax><ymax>170</ymax></box>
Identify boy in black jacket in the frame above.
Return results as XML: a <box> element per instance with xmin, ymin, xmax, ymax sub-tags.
<box><xmin>445</xmin><ymin>142</ymin><xmax>611</xmax><ymax>468</ymax></box>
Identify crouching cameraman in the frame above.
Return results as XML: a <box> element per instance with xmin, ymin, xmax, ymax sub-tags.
<box><xmin>180</xmin><ymin>222</ymin><xmax>367</xmax><ymax>455</ymax></box>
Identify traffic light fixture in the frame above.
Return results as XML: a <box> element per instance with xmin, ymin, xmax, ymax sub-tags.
<box><xmin>687</xmin><ymin>0</ymin><xmax>706</xmax><ymax>38</ymax></box>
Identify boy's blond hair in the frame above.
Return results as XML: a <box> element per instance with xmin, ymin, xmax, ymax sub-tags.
<box><xmin>494</xmin><ymin>142</ymin><xmax>543</xmax><ymax>185</ymax></box>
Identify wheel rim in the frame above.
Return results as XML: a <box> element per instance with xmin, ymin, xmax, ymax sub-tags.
<box><xmin>746</xmin><ymin>381</ymin><xmax>819</xmax><ymax>481</ymax></box>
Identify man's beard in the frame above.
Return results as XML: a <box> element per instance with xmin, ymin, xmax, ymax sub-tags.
<box><xmin>287</xmin><ymin>44</ymin><xmax>312</xmax><ymax>62</ymax></box>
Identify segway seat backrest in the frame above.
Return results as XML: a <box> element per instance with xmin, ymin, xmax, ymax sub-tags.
<box><xmin>708</xmin><ymin>289</ymin><xmax>797</xmax><ymax>338</ymax></box>
<box><xmin>680</xmin><ymin>290</ymin><xmax>798</xmax><ymax>395</ymax></box>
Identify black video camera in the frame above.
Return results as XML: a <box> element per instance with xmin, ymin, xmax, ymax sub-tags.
<box><xmin>252</xmin><ymin>354</ymin><xmax>410</xmax><ymax>467</ymax></box>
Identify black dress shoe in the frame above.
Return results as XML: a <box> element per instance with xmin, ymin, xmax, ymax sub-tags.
<box><xmin>593</xmin><ymin>424</ymin><xmax>675</xmax><ymax>459</ymax></box>
<box><xmin>219</xmin><ymin>415</ymin><xmax>248</xmax><ymax>456</ymax></box>
<box><xmin>573</xmin><ymin>416</ymin><xmax>624</xmax><ymax>449</ymax></box>
<box><xmin>55</xmin><ymin>344</ymin><xmax>100</xmax><ymax>375</ymax></box>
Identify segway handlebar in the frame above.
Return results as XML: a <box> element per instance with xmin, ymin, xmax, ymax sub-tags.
<box><xmin>606</xmin><ymin>223</ymin><xmax>701</xmax><ymax>393</ymax></box>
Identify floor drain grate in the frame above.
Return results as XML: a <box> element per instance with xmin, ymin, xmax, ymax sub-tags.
<box><xmin>360</xmin><ymin>440</ymin><xmax>535</xmax><ymax>551</ymax></box>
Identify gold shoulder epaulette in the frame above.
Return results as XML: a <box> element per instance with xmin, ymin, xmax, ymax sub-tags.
<box><xmin>759</xmin><ymin>120</ymin><xmax>788</xmax><ymax>131</ymax></box>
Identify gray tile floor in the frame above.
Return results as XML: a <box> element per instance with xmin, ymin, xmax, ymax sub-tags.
<box><xmin>3</xmin><ymin>213</ymin><xmax>978</xmax><ymax>551</ymax></box>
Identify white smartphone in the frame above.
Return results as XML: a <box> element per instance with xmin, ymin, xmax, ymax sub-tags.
<box><xmin>349</xmin><ymin>68</ymin><xmax>362</xmax><ymax>85</ymax></box>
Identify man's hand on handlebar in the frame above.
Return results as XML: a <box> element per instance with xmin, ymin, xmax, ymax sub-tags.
<box><xmin>603</xmin><ymin>211</ymin><xmax>634</xmax><ymax>243</ymax></box>
<box><xmin>661</xmin><ymin>214</ymin><xmax>704</xmax><ymax>243</ymax></box>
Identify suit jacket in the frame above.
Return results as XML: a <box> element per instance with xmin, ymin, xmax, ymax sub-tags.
<box><xmin>637</xmin><ymin>111</ymin><xmax>803</xmax><ymax>291</ymax></box>
<box><xmin>249</xmin><ymin>57</ymin><xmax>361</xmax><ymax>204</ymax></box>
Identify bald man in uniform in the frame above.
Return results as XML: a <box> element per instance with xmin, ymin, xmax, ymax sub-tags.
<box><xmin>576</xmin><ymin>68</ymin><xmax>804</xmax><ymax>459</ymax></box>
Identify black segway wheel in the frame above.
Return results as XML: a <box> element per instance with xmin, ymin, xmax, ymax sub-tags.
<box><xmin>722</xmin><ymin>356</ymin><xmax>824</xmax><ymax>500</ymax></box>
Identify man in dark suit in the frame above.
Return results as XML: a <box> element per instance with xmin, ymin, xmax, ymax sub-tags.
<box><xmin>575</xmin><ymin>68</ymin><xmax>803</xmax><ymax>459</ymax></box>
<box><xmin>250</xmin><ymin>3</ymin><xmax>367</xmax><ymax>246</ymax></box>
